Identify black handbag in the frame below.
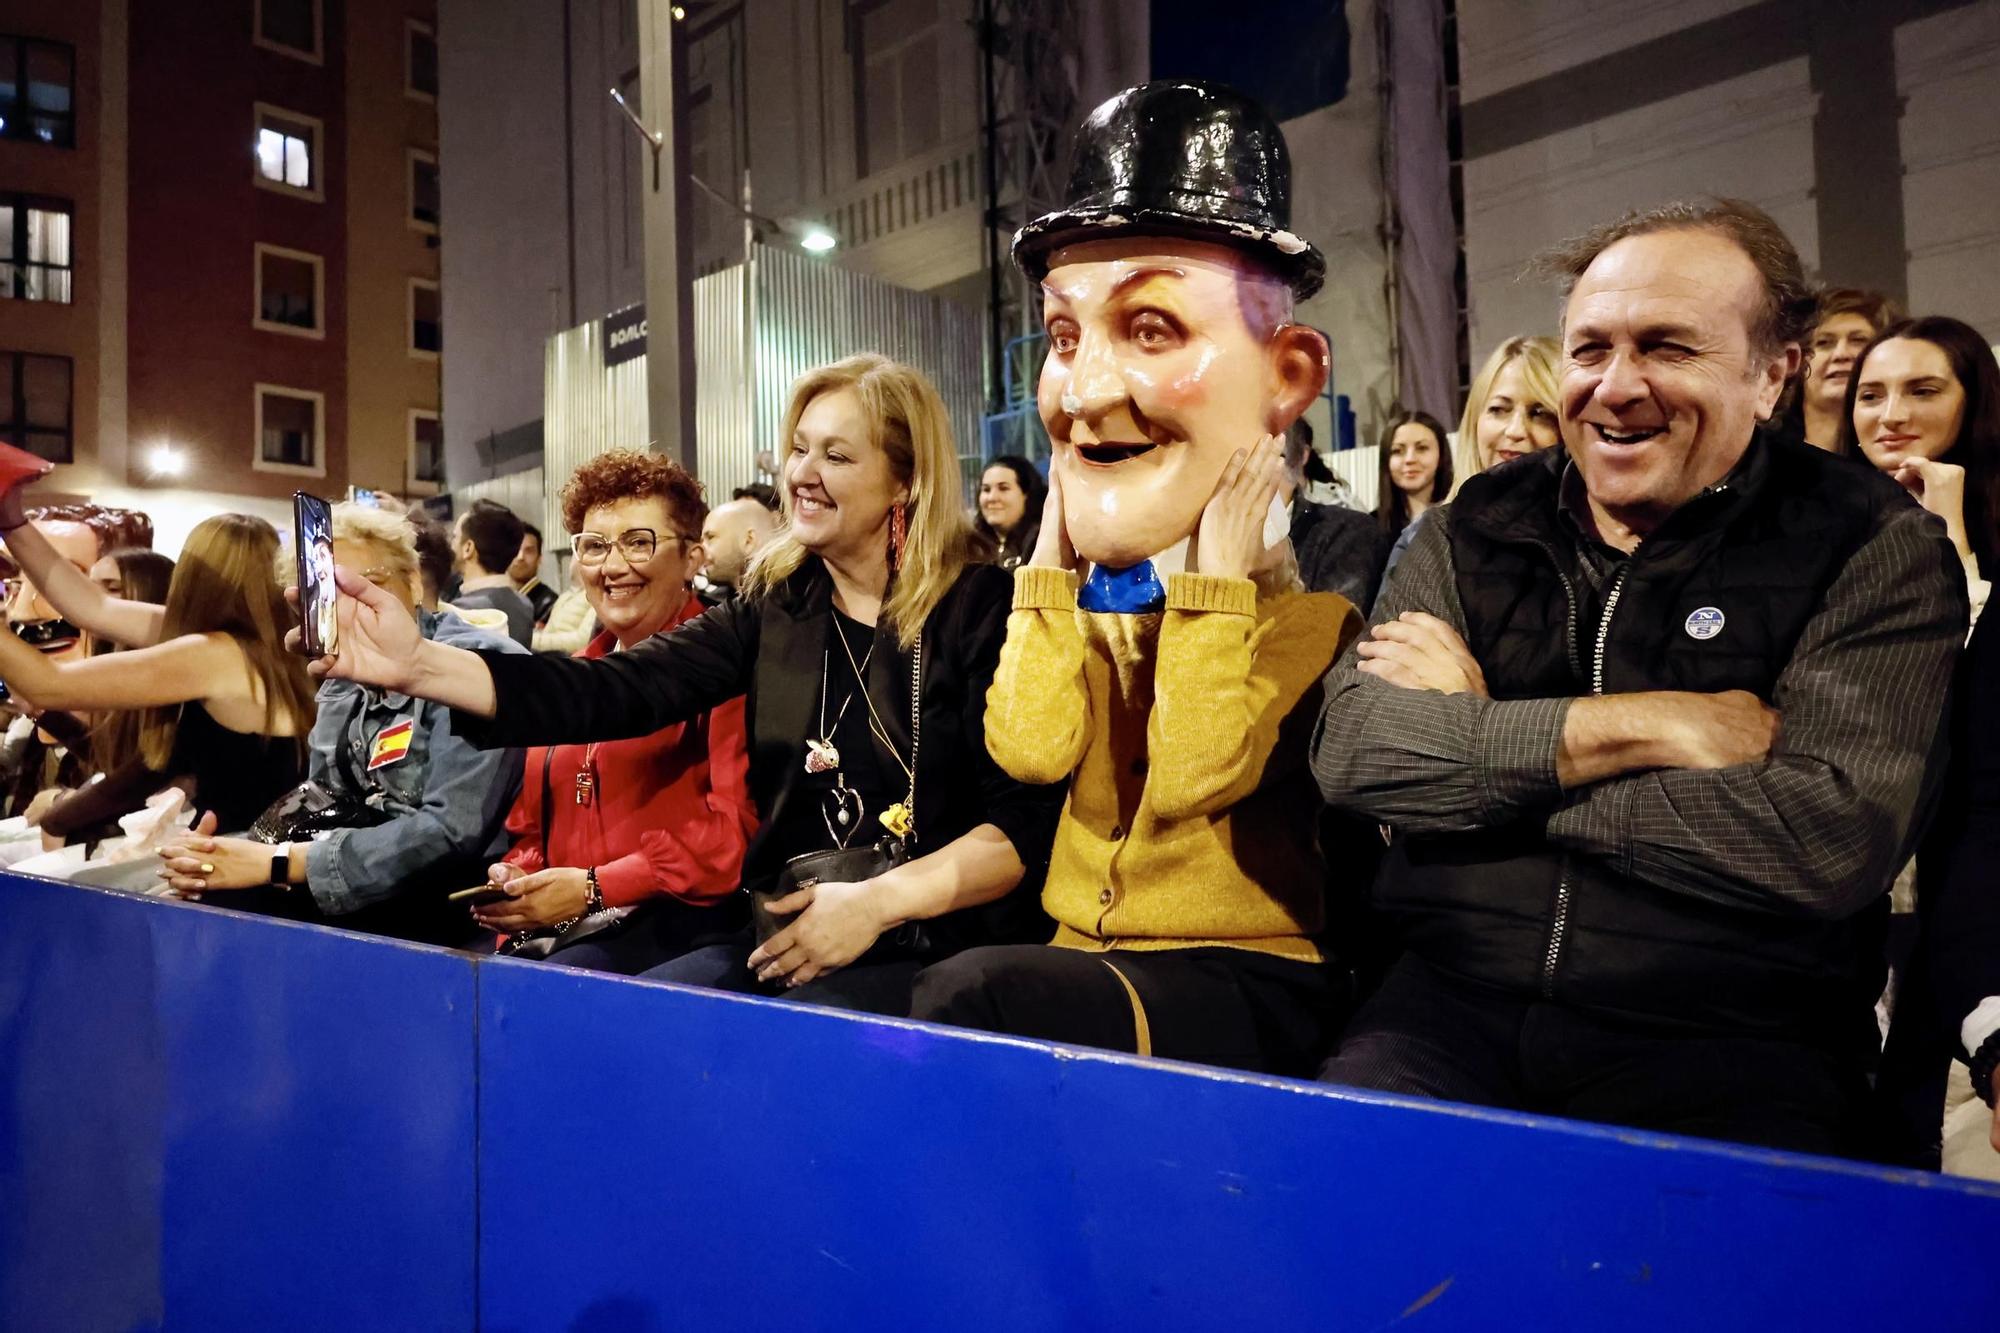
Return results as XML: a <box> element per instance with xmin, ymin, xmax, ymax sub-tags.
<box><xmin>246</xmin><ymin>736</ymin><xmax>397</xmax><ymax>843</ymax></box>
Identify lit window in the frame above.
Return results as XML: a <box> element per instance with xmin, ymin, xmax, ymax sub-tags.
<box><xmin>0</xmin><ymin>351</ymin><xmax>73</xmax><ymax>463</ymax></box>
<box><xmin>0</xmin><ymin>194</ymin><xmax>74</xmax><ymax>304</ymax></box>
<box><xmin>254</xmin><ymin>105</ymin><xmax>321</xmax><ymax>199</ymax></box>
<box><xmin>410</xmin><ymin>281</ymin><xmax>441</xmax><ymax>356</ymax></box>
<box><xmin>255</xmin><ymin>384</ymin><xmax>325</xmax><ymax>474</ymax></box>
<box><xmin>256</xmin><ymin>0</ymin><xmax>323</xmax><ymax>63</ymax></box>
<box><xmin>409</xmin><ymin>150</ymin><xmax>440</xmax><ymax>231</ymax></box>
<box><xmin>254</xmin><ymin>244</ymin><xmax>324</xmax><ymax>337</ymax></box>
<box><xmin>0</xmin><ymin>35</ymin><xmax>76</xmax><ymax>148</ymax></box>
<box><xmin>407</xmin><ymin>21</ymin><xmax>439</xmax><ymax>100</ymax></box>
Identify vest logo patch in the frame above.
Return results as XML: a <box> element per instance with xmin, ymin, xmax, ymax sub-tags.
<box><xmin>1684</xmin><ymin>607</ymin><xmax>1726</xmax><ymax>641</ymax></box>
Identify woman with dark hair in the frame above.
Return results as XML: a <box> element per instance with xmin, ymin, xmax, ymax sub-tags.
<box><xmin>1839</xmin><ymin>315</ymin><xmax>2000</xmax><ymax>626</ymax></box>
<box><xmin>301</xmin><ymin>355</ymin><xmax>1061</xmax><ymax>1015</ymax></box>
<box><xmin>974</xmin><ymin>454</ymin><xmax>1045</xmax><ymax>569</ymax></box>
<box><xmin>1374</xmin><ymin>410</ymin><xmax>1452</xmax><ymax>548</ymax></box>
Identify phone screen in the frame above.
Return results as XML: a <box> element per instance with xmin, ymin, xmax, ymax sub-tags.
<box><xmin>294</xmin><ymin>490</ymin><xmax>339</xmax><ymax>658</ymax></box>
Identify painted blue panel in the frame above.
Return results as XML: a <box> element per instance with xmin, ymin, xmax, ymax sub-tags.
<box><xmin>477</xmin><ymin>964</ymin><xmax>2000</xmax><ymax>1332</ymax></box>
<box><xmin>0</xmin><ymin>873</ymin><xmax>477</xmax><ymax>1333</ymax></box>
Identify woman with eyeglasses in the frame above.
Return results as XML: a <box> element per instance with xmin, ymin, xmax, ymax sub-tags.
<box><xmin>301</xmin><ymin>356</ymin><xmax>1062</xmax><ymax>1014</ymax></box>
<box><xmin>463</xmin><ymin>450</ymin><xmax>756</xmax><ymax>974</ymax></box>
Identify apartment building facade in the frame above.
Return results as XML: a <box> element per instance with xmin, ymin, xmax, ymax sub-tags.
<box><xmin>1</xmin><ymin>0</ymin><xmax>442</xmax><ymax>532</ymax></box>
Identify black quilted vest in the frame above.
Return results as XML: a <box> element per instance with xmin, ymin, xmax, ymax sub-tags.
<box><xmin>1375</xmin><ymin>433</ymin><xmax>1899</xmax><ymax>1040</ymax></box>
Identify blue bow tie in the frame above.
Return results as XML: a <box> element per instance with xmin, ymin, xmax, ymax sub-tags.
<box><xmin>1078</xmin><ymin>560</ymin><xmax>1166</xmax><ymax>614</ymax></box>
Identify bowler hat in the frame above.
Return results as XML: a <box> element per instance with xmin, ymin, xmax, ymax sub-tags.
<box><xmin>1013</xmin><ymin>80</ymin><xmax>1324</xmax><ymax>299</ymax></box>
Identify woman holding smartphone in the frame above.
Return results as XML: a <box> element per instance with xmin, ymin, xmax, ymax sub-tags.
<box><xmin>0</xmin><ymin>487</ymin><xmax>315</xmax><ymax>843</ymax></box>
<box><xmin>303</xmin><ymin>355</ymin><xmax>1060</xmax><ymax>1014</ymax></box>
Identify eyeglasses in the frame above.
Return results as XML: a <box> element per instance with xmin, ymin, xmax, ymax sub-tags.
<box><xmin>570</xmin><ymin>528</ymin><xmax>690</xmax><ymax>566</ymax></box>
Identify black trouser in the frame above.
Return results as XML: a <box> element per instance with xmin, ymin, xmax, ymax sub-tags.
<box><xmin>1318</xmin><ymin>953</ymin><xmax>1871</xmax><ymax>1157</ymax></box>
<box><xmin>908</xmin><ymin>944</ymin><xmax>1337</xmax><ymax>1076</ymax></box>
<box><xmin>639</xmin><ymin>933</ymin><xmax>925</xmax><ymax>1016</ymax></box>
<box><xmin>543</xmin><ymin>896</ymin><xmax>746</xmax><ymax>977</ymax></box>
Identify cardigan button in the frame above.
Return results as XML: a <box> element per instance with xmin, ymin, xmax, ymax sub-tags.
<box><xmin>1098</xmin><ymin>887</ymin><xmax>1113</xmax><ymax>905</ymax></box>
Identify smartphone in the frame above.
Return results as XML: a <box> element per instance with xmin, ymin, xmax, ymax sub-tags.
<box><xmin>293</xmin><ymin>490</ymin><xmax>338</xmax><ymax>657</ymax></box>
<box><xmin>448</xmin><ymin>885</ymin><xmax>512</xmax><ymax>906</ymax></box>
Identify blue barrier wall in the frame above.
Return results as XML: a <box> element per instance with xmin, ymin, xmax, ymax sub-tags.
<box><xmin>5</xmin><ymin>870</ymin><xmax>2000</xmax><ymax>1332</ymax></box>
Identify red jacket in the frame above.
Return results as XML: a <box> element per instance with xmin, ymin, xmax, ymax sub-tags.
<box><xmin>501</xmin><ymin>595</ymin><xmax>754</xmax><ymax>906</ymax></box>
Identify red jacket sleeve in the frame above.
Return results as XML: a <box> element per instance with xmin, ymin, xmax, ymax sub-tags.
<box><xmin>500</xmin><ymin>748</ymin><xmax>549</xmax><ymax>875</ymax></box>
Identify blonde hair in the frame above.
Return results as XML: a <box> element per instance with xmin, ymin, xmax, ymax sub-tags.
<box><xmin>743</xmin><ymin>355</ymin><xmax>978</xmax><ymax>649</ymax></box>
<box><xmin>330</xmin><ymin>502</ymin><xmax>421</xmax><ymax>594</ymax></box>
<box><xmin>140</xmin><ymin>514</ymin><xmax>317</xmax><ymax>768</ymax></box>
<box><xmin>1454</xmin><ymin>335</ymin><xmax>1562</xmax><ymax>487</ymax></box>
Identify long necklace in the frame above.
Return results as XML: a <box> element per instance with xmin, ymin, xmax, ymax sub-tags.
<box><xmin>811</xmin><ymin>616</ymin><xmax>875</xmax><ymax>847</ymax></box>
<box><xmin>804</xmin><ymin>616</ymin><xmax>874</xmax><ymax>776</ymax></box>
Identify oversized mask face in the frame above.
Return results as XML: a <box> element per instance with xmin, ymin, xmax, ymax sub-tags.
<box><xmin>1037</xmin><ymin>236</ymin><xmax>1326</xmax><ymax>569</ymax></box>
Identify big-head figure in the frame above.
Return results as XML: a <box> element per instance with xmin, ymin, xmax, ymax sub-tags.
<box><xmin>925</xmin><ymin>83</ymin><xmax>1361</xmax><ymax>1077</ymax></box>
<box><xmin>1014</xmin><ymin>80</ymin><xmax>1329</xmax><ymax>578</ymax></box>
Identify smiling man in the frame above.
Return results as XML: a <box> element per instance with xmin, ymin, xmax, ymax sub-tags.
<box><xmin>1311</xmin><ymin>199</ymin><xmax>1969</xmax><ymax>1157</ymax></box>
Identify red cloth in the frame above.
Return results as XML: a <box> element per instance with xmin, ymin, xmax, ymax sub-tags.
<box><xmin>501</xmin><ymin>595</ymin><xmax>754</xmax><ymax>906</ymax></box>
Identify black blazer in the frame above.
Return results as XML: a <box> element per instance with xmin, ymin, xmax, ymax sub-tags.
<box><xmin>460</xmin><ymin>559</ymin><xmax>1060</xmax><ymax>951</ymax></box>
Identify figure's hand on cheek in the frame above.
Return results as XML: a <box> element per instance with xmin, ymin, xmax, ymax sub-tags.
<box><xmin>1195</xmin><ymin>434</ymin><xmax>1286</xmax><ymax>581</ymax></box>
<box><xmin>1027</xmin><ymin>460</ymin><xmax>1077</xmax><ymax>571</ymax></box>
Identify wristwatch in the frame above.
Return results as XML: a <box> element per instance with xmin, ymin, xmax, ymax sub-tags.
<box><xmin>269</xmin><ymin>843</ymin><xmax>292</xmax><ymax>888</ymax></box>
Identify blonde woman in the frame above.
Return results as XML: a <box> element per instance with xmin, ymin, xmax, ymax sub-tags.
<box><xmin>303</xmin><ymin>354</ymin><xmax>1061</xmax><ymax>1013</ymax></box>
<box><xmin>1380</xmin><ymin>336</ymin><xmax>1563</xmax><ymax>595</ymax></box>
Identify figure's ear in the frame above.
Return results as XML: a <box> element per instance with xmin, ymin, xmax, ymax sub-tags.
<box><xmin>1266</xmin><ymin>323</ymin><xmax>1330</xmax><ymax>433</ymax></box>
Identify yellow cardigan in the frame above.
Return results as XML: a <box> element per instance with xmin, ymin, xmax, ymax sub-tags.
<box><xmin>986</xmin><ymin>565</ymin><xmax>1359</xmax><ymax>962</ymax></box>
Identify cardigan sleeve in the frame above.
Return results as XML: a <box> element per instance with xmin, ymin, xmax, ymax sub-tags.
<box><xmin>982</xmin><ymin>565</ymin><xmax>1091</xmax><ymax>786</ymax></box>
<box><xmin>454</xmin><ymin>595</ymin><xmax>760</xmax><ymax>750</ymax></box>
<box><xmin>1147</xmin><ymin>574</ymin><xmax>1358</xmax><ymax>822</ymax></box>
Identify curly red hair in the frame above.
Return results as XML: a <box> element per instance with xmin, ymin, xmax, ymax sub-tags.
<box><xmin>558</xmin><ymin>449</ymin><xmax>708</xmax><ymax>540</ymax></box>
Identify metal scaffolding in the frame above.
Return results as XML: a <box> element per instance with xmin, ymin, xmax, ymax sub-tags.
<box><xmin>978</xmin><ymin>0</ymin><xmax>1081</xmax><ymax>436</ymax></box>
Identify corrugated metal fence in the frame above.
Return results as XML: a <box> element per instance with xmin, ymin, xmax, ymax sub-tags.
<box><xmin>535</xmin><ymin>244</ymin><xmax>984</xmax><ymax>542</ymax></box>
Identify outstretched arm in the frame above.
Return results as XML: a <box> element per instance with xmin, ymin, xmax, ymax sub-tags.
<box><xmin>0</xmin><ymin>500</ymin><xmax>166</xmax><ymax>649</ymax></box>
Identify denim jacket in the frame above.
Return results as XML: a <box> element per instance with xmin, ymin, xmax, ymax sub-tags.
<box><xmin>303</xmin><ymin>609</ymin><xmax>527</xmax><ymax>915</ymax></box>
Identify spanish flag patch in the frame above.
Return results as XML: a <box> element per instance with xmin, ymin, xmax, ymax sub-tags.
<box><xmin>367</xmin><ymin>720</ymin><xmax>416</xmax><ymax>771</ymax></box>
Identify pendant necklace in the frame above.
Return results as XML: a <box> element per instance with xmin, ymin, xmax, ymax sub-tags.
<box><xmin>805</xmin><ymin>617</ymin><xmax>876</xmax><ymax>776</ymax></box>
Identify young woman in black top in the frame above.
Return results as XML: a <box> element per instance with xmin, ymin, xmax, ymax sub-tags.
<box><xmin>302</xmin><ymin>355</ymin><xmax>1060</xmax><ymax>1014</ymax></box>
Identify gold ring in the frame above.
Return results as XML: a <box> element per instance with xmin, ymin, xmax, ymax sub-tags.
<box><xmin>200</xmin><ymin>863</ymin><xmax>215</xmax><ymax>874</ymax></box>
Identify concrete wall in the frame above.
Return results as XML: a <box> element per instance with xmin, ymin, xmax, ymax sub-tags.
<box><xmin>1457</xmin><ymin>0</ymin><xmax>2000</xmax><ymax>382</ymax></box>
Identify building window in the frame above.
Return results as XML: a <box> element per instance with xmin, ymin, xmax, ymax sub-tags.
<box><xmin>0</xmin><ymin>36</ymin><xmax>76</xmax><ymax>148</ymax></box>
<box><xmin>0</xmin><ymin>351</ymin><xmax>73</xmax><ymax>464</ymax></box>
<box><xmin>254</xmin><ymin>383</ymin><xmax>325</xmax><ymax>475</ymax></box>
<box><xmin>0</xmin><ymin>194</ymin><xmax>73</xmax><ymax>304</ymax></box>
<box><xmin>406</xmin><ymin>21</ymin><xmax>438</xmax><ymax>101</ymax></box>
<box><xmin>255</xmin><ymin>0</ymin><xmax>323</xmax><ymax>64</ymax></box>
<box><xmin>409</xmin><ymin>280</ymin><xmax>441</xmax><ymax>357</ymax></box>
<box><xmin>253</xmin><ymin>104</ymin><xmax>323</xmax><ymax>201</ymax></box>
<box><xmin>410</xmin><ymin>410</ymin><xmax>443</xmax><ymax>485</ymax></box>
<box><xmin>853</xmin><ymin>0</ymin><xmax>942</xmax><ymax>177</ymax></box>
<box><xmin>254</xmin><ymin>244</ymin><xmax>324</xmax><ymax>338</ymax></box>
<box><xmin>408</xmin><ymin>149</ymin><xmax>440</xmax><ymax>232</ymax></box>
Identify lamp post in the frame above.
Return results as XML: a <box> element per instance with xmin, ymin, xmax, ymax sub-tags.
<box><xmin>634</xmin><ymin>0</ymin><xmax>699</xmax><ymax>473</ymax></box>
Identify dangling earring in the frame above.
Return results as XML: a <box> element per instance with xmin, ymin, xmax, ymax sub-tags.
<box><xmin>889</xmin><ymin>502</ymin><xmax>908</xmax><ymax>570</ymax></box>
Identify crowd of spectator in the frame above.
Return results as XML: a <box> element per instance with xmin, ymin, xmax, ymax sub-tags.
<box><xmin>2</xmin><ymin>190</ymin><xmax>1996</xmax><ymax>1183</ymax></box>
